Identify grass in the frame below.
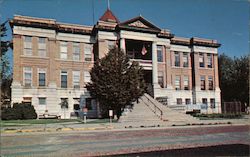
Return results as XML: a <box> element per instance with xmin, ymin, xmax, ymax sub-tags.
<box><xmin>0</xmin><ymin>118</ymin><xmax>117</xmax><ymax>127</ymax></box>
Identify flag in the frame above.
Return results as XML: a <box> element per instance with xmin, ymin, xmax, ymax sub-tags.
<box><xmin>141</xmin><ymin>45</ymin><xmax>147</xmax><ymax>55</ymax></box>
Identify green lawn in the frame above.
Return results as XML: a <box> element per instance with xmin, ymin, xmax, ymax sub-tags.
<box><xmin>0</xmin><ymin>118</ymin><xmax>116</xmax><ymax>127</ymax></box>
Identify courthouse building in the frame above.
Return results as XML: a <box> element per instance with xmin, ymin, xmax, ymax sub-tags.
<box><xmin>10</xmin><ymin>9</ymin><xmax>221</xmax><ymax>118</ymax></box>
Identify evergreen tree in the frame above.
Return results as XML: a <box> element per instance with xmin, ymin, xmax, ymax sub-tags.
<box><xmin>86</xmin><ymin>48</ymin><xmax>145</xmax><ymax>118</ymax></box>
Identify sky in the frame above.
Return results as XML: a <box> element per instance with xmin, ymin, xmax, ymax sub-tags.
<box><xmin>0</xmin><ymin>0</ymin><xmax>249</xmax><ymax>61</ymax></box>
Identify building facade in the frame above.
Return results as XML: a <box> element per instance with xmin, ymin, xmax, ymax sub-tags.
<box><xmin>10</xmin><ymin>9</ymin><xmax>221</xmax><ymax>118</ymax></box>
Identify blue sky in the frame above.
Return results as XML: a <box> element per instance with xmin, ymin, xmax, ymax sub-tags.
<box><xmin>1</xmin><ymin>0</ymin><xmax>249</xmax><ymax>59</ymax></box>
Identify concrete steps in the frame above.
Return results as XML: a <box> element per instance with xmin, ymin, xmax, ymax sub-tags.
<box><xmin>118</xmin><ymin>99</ymin><xmax>163</xmax><ymax>126</ymax></box>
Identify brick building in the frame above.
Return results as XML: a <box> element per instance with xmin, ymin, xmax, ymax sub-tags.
<box><xmin>10</xmin><ymin>9</ymin><xmax>221</xmax><ymax>118</ymax></box>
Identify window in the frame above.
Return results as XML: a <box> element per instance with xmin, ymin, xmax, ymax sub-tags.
<box><xmin>184</xmin><ymin>76</ymin><xmax>189</xmax><ymax>90</ymax></box>
<box><xmin>183</xmin><ymin>53</ymin><xmax>188</xmax><ymax>67</ymax></box>
<box><xmin>38</xmin><ymin>69</ymin><xmax>46</xmax><ymax>86</ymax></box>
<box><xmin>72</xmin><ymin>71</ymin><xmax>80</xmax><ymax>88</ymax></box>
<box><xmin>24</xmin><ymin>36</ymin><xmax>32</xmax><ymax>56</ymax></box>
<box><xmin>84</xmin><ymin>71</ymin><xmax>91</xmax><ymax>83</ymax></box>
<box><xmin>84</xmin><ymin>44</ymin><xmax>92</xmax><ymax>61</ymax></box>
<box><xmin>158</xmin><ymin>71</ymin><xmax>164</xmax><ymax>88</ymax></box>
<box><xmin>157</xmin><ymin>45</ymin><xmax>163</xmax><ymax>62</ymax></box>
<box><xmin>202</xmin><ymin>98</ymin><xmax>207</xmax><ymax>105</ymax></box>
<box><xmin>199</xmin><ymin>53</ymin><xmax>204</xmax><ymax>67</ymax></box>
<box><xmin>175</xmin><ymin>75</ymin><xmax>181</xmax><ymax>90</ymax></box>
<box><xmin>60</xmin><ymin>41</ymin><xmax>67</xmax><ymax>59</ymax></box>
<box><xmin>185</xmin><ymin>98</ymin><xmax>191</xmax><ymax>105</ymax></box>
<box><xmin>208</xmin><ymin>76</ymin><xmax>213</xmax><ymax>90</ymax></box>
<box><xmin>60</xmin><ymin>98</ymin><xmax>68</xmax><ymax>109</ymax></box>
<box><xmin>38</xmin><ymin>98</ymin><xmax>46</xmax><ymax>105</ymax></box>
<box><xmin>61</xmin><ymin>70</ymin><xmax>67</xmax><ymax>88</ymax></box>
<box><xmin>86</xmin><ymin>98</ymin><xmax>92</xmax><ymax>110</ymax></box>
<box><xmin>210</xmin><ymin>98</ymin><xmax>215</xmax><ymax>108</ymax></box>
<box><xmin>38</xmin><ymin>37</ymin><xmax>46</xmax><ymax>57</ymax></box>
<box><xmin>200</xmin><ymin>76</ymin><xmax>205</xmax><ymax>90</ymax></box>
<box><xmin>73</xmin><ymin>42</ymin><xmax>80</xmax><ymax>61</ymax></box>
<box><xmin>23</xmin><ymin>67</ymin><xmax>32</xmax><ymax>87</ymax></box>
<box><xmin>108</xmin><ymin>40</ymin><xmax>115</xmax><ymax>51</ymax></box>
<box><xmin>177</xmin><ymin>98</ymin><xmax>182</xmax><ymax>105</ymax></box>
<box><xmin>174</xmin><ymin>52</ymin><xmax>180</xmax><ymax>67</ymax></box>
<box><xmin>207</xmin><ymin>54</ymin><xmax>213</xmax><ymax>68</ymax></box>
<box><xmin>73</xmin><ymin>98</ymin><xmax>80</xmax><ymax>110</ymax></box>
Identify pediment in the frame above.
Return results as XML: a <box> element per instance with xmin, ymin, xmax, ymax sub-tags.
<box><xmin>119</xmin><ymin>16</ymin><xmax>161</xmax><ymax>32</ymax></box>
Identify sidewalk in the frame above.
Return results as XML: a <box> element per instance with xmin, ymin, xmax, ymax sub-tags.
<box><xmin>1</xmin><ymin>117</ymin><xmax>249</xmax><ymax>134</ymax></box>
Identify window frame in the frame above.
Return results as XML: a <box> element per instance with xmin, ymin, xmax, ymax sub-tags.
<box><xmin>72</xmin><ymin>71</ymin><xmax>80</xmax><ymax>88</ymax></box>
<box><xmin>84</xmin><ymin>44</ymin><xmax>92</xmax><ymax>61</ymax></box>
<box><xmin>207</xmin><ymin>54</ymin><xmax>213</xmax><ymax>68</ymax></box>
<box><xmin>38</xmin><ymin>68</ymin><xmax>46</xmax><ymax>87</ymax></box>
<box><xmin>38</xmin><ymin>37</ymin><xmax>46</xmax><ymax>57</ymax></box>
<box><xmin>38</xmin><ymin>97</ymin><xmax>46</xmax><ymax>105</ymax></box>
<box><xmin>60</xmin><ymin>41</ymin><xmax>68</xmax><ymax>59</ymax></box>
<box><xmin>174</xmin><ymin>52</ymin><xmax>180</xmax><ymax>67</ymax></box>
<box><xmin>175</xmin><ymin>75</ymin><xmax>181</xmax><ymax>90</ymax></box>
<box><xmin>157</xmin><ymin>45</ymin><xmax>163</xmax><ymax>62</ymax></box>
<box><xmin>183</xmin><ymin>53</ymin><xmax>189</xmax><ymax>67</ymax></box>
<box><xmin>199</xmin><ymin>53</ymin><xmax>205</xmax><ymax>67</ymax></box>
<box><xmin>24</xmin><ymin>36</ymin><xmax>32</xmax><ymax>56</ymax></box>
<box><xmin>200</xmin><ymin>76</ymin><xmax>205</xmax><ymax>90</ymax></box>
<box><xmin>60</xmin><ymin>70</ymin><xmax>68</xmax><ymax>88</ymax></box>
<box><xmin>183</xmin><ymin>75</ymin><xmax>189</xmax><ymax>90</ymax></box>
<box><xmin>73</xmin><ymin>42</ymin><xmax>80</xmax><ymax>61</ymax></box>
<box><xmin>84</xmin><ymin>71</ymin><xmax>91</xmax><ymax>83</ymax></box>
<box><xmin>23</xmin><ymin>67</ymin><xmax>32</xmax><ymax>87</ymax></box>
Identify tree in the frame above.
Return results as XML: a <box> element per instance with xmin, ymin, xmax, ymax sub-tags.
<box><xmin>86</xmin><ymin>48</ymin><xmax>145</xmax><ymax>118</ymax></box>
<box><xmin>219</xmin><ymin>53</ymin><xmax>249</xmax><ymax>106</ymax></box>
<box><xmin>1</xmin><ymin>20</ymin><xmax>12</xmax><ymax>100</ymax></box>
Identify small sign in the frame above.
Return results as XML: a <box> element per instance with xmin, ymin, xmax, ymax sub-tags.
<box><xmin>109</xmin><ymin>110</ymin><xmax>113</xmax><ymax>117</ymax></box>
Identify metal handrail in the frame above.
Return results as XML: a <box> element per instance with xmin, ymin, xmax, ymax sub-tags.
<box><xmin>143</xmin><ymin>94</ymin><xmax>163</xmax><ymax>120</ymax></box>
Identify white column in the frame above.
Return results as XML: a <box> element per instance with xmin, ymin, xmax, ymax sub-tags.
<box><xmin>120</xmin><ymin>38</ymin><xmax>126</xmax><ymax>52</ymax></box>
<box><xmin>152</xmin><ymin>41</ymin><xmax>160</xmax><ymax>88</ymax></box>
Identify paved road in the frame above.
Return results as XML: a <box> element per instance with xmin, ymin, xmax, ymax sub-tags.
<box><xmin>1</xmin><ymin>125</ymin><xmax>249</xmax><ymax>157</ymax></box>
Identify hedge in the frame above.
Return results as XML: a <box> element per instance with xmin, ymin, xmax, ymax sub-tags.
<box><xmin>1</xmin><ymin>103</ymin><xmax>37</xmax><ymax>120</ymax></box>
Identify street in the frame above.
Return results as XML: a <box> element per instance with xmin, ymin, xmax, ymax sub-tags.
<box><xmin>1</xmin><ymin>125</ymin><xmax>249</xmax><ymax>157</ymax></box>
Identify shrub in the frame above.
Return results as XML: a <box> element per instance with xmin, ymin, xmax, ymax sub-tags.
<box><xmin>1</xmin><ymin>103</ymin><xmax>37</xmax><ymax>120</ymax></box>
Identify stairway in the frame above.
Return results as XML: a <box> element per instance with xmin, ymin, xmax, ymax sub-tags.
<box><xmin>119</xmin><ymin>93</ymin><xmax>200</xmax><ymax>127</ymax></box>
<box><xmin>118</xmin><ymin>98</ymin><xmax>163</xmax><ymax>127</ymax></box>
<box><xmin>143</xmin><ymin>93</ymin><xmax>200</xmax><ymax>124</ymax></box>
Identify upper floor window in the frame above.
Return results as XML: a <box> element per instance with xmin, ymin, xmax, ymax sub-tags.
<box><xmin>174</xmin><ymin>52</ymin><xmax>180</xmax><ymax>67</ymax></box>
<box><xmin>199</xmin><ymin>53</ymin><xmax>204</xmax><ymax>67</ymax></box>
<box><xmin>84</xmin><ymin>71</ymin><xmax>91</xmax><ymax>83</ymax></box>
<box><xmin>183</xmin><ymin>53</ymin><xmax>188</xmax><ymax>67</ymax></box>
<box><xmin>38</xmin><ymin>37</ymin><xmax>46</xmax><ymax>57</ymax></box>
<box><xmin>73</xmin><ymin>42</ymin><xmax>80</xmax><ymax>61</ymax></box>
<box><xmin>184</xmin><ymin>76</ymin><xmax>189</xmax><ymax>90</ymax></box>
<box><xmin>60</xmin><ymin>41</ymin><xmax>68</xmax><ymax>59</ymax></box>
<box><xmin>84</xmin><ymin>44</ymin><xmax>92</xmax><ymax>61</ymax></box>
<box><xmin>108</xmin><ymin>40</ymin><xmax>116</xmax><ymax>51</ymax></box>
<box><xmin>207</xmin><ymin>54</ymin><xmax>213</xmax><ymax>68</ymax></box>
<box><xmin>24</xmin><ymin>36</ymin><xmax>32</xmax><ymax>56</ymax></box>
<box><xmin>200</xmin><ymin>76</ymin><xmax>205</xmax><ymax>90</ymax></box>
<box><xmin>157</xmin><ymin>45</ymin><xmax>163</xmax><ymax>62</ymax></box>
<box><xmin>61</xmin><ymin>70</ymin><xmax>67</xmax><ymax>88</ymax></box>
<box><xmin>208</xmin><ymin>76</ymin><xmax>213</xmax><ymax>90</ymax></box>
<box><xmin>23</xmin><ymin>67</ymin><xmax>32</xmax><ymax>87</ymax></box>
<box><xmin>158</xmin><ymin>71</ymin><xmax>164</xmax><ymax>88</ymax></box>
<box><xmin>72</xmin><ymin>71</ymin><xmax>80</xmax><ymax>88</ymax></box>
<box><xmin>38</xmin><ymin>68</ymin><xmax>46</xmax><ymax>87</ymax></box>
<box><xmin>175</xmin><ymin>75</ymin><xmax>181</xmax><ymax>90</ymax></box>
